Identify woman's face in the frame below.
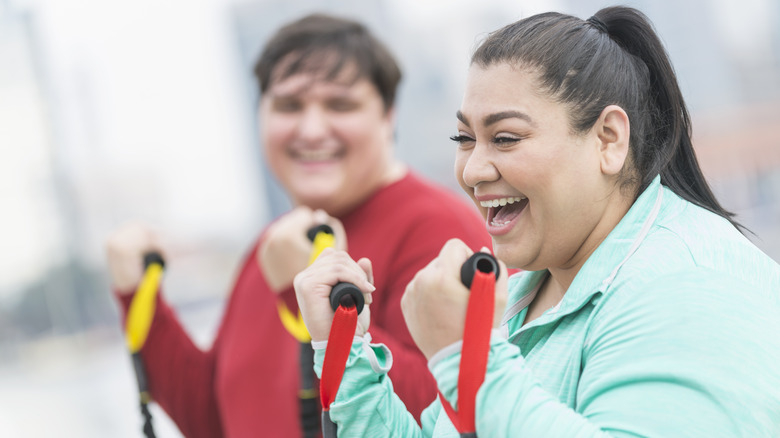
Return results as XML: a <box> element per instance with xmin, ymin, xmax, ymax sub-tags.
<box><xmin>454</xmin><ymin>63</ymin><xmax>620</xmax><ymax>272</ymax></box>
<box><xmin>260</xmin><ymin>65</ymin><xmax>395</xmax><ymax>216</ymax></box>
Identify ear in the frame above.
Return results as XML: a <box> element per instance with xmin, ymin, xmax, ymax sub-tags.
<box><xmin>384</xmin><ymin>106</ymin><xmax>398</xmax><ymax>141</ymax></box>
<box><xmin>594</xmin><ymin>105</ymin><xmax>630</xmax><ymax>176</ymax></box>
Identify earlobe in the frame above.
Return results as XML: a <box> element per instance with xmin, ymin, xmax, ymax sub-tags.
<box><xmin>597</xmin><ymin>105</ymin><xmax>630</xmax><ymax>176</ymax></box>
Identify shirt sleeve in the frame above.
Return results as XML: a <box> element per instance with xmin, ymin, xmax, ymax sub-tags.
<box><xmin>432</xmin><ymin>268</ymin><xmax>780</xmax><ymax>437</ymax></box>
<box><xmin>313</xmin><ymin>335</ymin><xmax>432</xmax><ymax>437</ymax></box>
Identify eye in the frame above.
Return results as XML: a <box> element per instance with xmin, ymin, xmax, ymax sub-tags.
<box><xmin>449</xmin><ymin>134</ymin><xmax>475</xmax><ymax>145</ymax></box>
<box><xmin>491</xmin><ymin>135</ymin><xmax>522</xmax><ymax>145</ymax></box>
<box><xmin>327</xmin><ymin>98</ymin><xmax>359</xmax><ymax>112</ymax></box>
<box><xmin>272</xmin><ymin>98</ymin><xmax>301</xmax><ymax>113</ymax></box>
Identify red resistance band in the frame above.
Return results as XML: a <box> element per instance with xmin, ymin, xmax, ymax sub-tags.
<box><xmin>319</xmin><ymin>301</ymin><xmax>358</xmax><ymax>414</ymax></box>
<box><xmin>319</xmin><ymin>282</ymin><xmax>364</xmax><ymax>438</ymax></box>
<box><xmin>439</xmin><ymin>269</ymin><xmax>496</xmax><ymax>437</ymax></box>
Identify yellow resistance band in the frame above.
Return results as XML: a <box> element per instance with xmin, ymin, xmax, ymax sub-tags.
<box><xmin>277</xmin><ymin>230</ymin><xmax>336</xmax><ymax>342</ymax></box>
<box><xmin>126</xmin><ymin>262</ymin><xmax>164</xmax><ymax>353</ymax></box>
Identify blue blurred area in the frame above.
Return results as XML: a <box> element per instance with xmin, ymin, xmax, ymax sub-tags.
<box><xmin>1</xmin><ymin>0</ymin><xmax>778</xmax><ymax>436</ymax></box>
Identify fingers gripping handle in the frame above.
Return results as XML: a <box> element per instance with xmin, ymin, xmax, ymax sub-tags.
<box><xmin>460</xmin><ymin>252</ymin><xmax>500</xmax><ymax>288</ymax></box>
<box><xmin>305</xmin><ymin>224</ymin><xmax>365</xmax><ymax>315</ymax></box>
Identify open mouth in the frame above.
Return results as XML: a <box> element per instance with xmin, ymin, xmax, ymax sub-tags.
<box><xmin>481</xmin><ymin>196</ymin><xmax>528</xmax><ymax>227</ymax></box>
<box><xmin>292</xmin><ymin>149</ymin><xmax>343</xmax><ymax>162</ymax></box>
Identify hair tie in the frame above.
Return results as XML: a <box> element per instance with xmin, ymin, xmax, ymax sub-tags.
<box><xmin>586</xmin><ymin>16</ymin><xmax>609</xmax><ymax>34</ymax></box>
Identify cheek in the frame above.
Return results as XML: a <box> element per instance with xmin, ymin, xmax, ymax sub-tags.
<box><xmin>453</xmin><ymin>152</ymin><xmax>469</xmax><ymax>189</ymax></box>
<box><xmin>261</xmin><ymin>116</ymin><xmax>292</xmax><ymax>152</ymax></box>
<box><xmin>337</xmin><ymin>114</ymin><xmax>390</xmax><ymax>152</ymax></box>
<box><xmin>453</xmin><ymin>156</ymin><xmax>484</xmax><ymax>216</ymax></box>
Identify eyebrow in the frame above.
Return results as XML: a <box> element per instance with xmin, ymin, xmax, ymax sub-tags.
<box><xmin>456</xmin><ymin>110</ymin><xmax>536</xmax><ymax>128</ymax></box>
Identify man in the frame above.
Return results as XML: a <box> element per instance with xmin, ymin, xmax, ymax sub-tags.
<box><xmin>106</xmin><ymin>13</ymin><xmax>490</xmax><ymax>437</ymax></box>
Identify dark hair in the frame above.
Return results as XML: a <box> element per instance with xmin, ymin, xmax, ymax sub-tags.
<box><xmin>253</xmin><ymin>13</ymin><xmax>402</xmax><ymax>111</ymax></box>
<box><xmin>472</xmin><ymin>6</ymin><xmax>742</xmax><ymax>230</ymax></box>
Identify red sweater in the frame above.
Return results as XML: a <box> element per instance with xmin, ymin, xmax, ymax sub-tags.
<box><xmin>118</xmin><ymin>172</ymin><xmax>491</xmax><ymax>437</ymax></box>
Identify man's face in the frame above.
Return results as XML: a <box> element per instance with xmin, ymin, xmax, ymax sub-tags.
<box><xmin>260</xmin><ymin>67</ymin><xmax>394</xmax><ymax>216</ymax></box>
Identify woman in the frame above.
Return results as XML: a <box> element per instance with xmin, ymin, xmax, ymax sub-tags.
<box><xmin>106</xmin><ymin>14</ymin><xmax>490</xmax><ymax>438</ymax></box>
<box><xmin>294</xmin><ymin>6</ymin><xmax>780</xmax><ymax>436</ymax></box>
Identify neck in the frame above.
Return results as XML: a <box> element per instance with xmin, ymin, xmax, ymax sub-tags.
<box><xmin>548</xmin><ymin>189</ymin><xmax>633</xmax><ymax>293</ymax></box>
<box><xmin>305</xmin><ymin>159</ymin><xmax>407</xmax><ymax>218</ymax></box>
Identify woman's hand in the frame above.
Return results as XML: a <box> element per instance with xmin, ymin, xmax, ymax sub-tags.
<box><xmin>105</xmin><ymin>222</ymin><xmax>165</xmax><ymax>295</ymax></box>
<box><xmin>294</xmin><ymin>248</ymin><xmax>375</xmax><ymax>342</ymax></box>
<box><xmin>259</xmin><ymin>207</ymin><xmax>347</xmax><ymax>293</ymax></box>
<box><xmin>401</xmin><ymin>239</ymin><xmax>508</xmax><ymax>359</ymax></box>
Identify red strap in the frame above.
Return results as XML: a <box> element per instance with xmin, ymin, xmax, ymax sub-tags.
<box><xmin>319</xmin><ymin>304</ymin><xmax>358</xmax><ymax>410</ymax></box>
<box><xmin>439</xmin><ymin>269</ymin><xmax>495</xmax><ymax>434</ymax></box>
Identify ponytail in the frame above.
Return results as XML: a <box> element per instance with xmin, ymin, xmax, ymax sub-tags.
<box><xmin>592</xmin><ymin>7</ymin><xmax>742</xmax><ymax>230</ymax></box>
<box><xmin>472</xmin><ymin>6</ymin><xmax>743</xmax><ymax>231</ymax></box>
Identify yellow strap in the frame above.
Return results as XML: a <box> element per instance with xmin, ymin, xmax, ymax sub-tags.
<box><xmin>308</xmin><ymin>231</ymin><xmax>335</xmax><ymax>265</ymax></box>
<box><xmin>126</xmin><ymin>263</ymin><xmax>163</xmax><ymax>352</ymax></box>
<box><xmin>277</xmin><ymin>301</ymin><xmax>311</xmax><ymax>342</ymax></box>
<box><xmin>276</xmin><ymin>229</ymin><xmax>336</xmax><ymax>342</ymax></box>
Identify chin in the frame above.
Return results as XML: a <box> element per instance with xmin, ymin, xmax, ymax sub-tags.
<box><xmin>492</xmin><ymin>245</ymin><xmax>529</xmax><ymax>271</ymax></box>
<box><xmin>492</xmin><ymin>245</ymin><xmax>514</xmax><ymax>265</ymax></box>
<box><xmin>298</xmin><ymin>195</ymin><xmax>335</xmax><ymax>211</ymax></box>
<box><xmin>292</xmin><ymin>184</ymin><xmax>339</xmax><ymax>202</ymax></box>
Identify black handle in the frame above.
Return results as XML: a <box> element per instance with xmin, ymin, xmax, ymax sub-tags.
<box><xmin>329</xmin><ymin>282</ymin><xmax>364</xmax><ymax>314</ymax></box>
<box><xmin>322</xmin><ymin>411</ymin><xmax>338</xmax><ymax>438</ymax></box>
<box><xmin>307</xmin><ymin>225</ymin><xmax>364</xmax><ymax>314</ymax></box>
<box><xmin>460</xmin><ymin>252</ymin><xmax>500</xmax><ymax>289</ymax></box>
<box><xmin>307</xmin><ymin>224</ymin><xmax>334</xmax><ymax>242</ymax></box>
<box><xmin>143</xmin><ymin>252</ymin><xmax>165</xmax><ymax>270</ymax></box>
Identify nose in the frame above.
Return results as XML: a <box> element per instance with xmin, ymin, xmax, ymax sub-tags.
<box><xmin>461</xmin><ymin>143</ymin><xmax>500</xmax><ymax>188</ymax></box>
<box><xmin>297</xmin><ymin>106</ymin><xmax>329</xmax><ymax>142</ymax></box>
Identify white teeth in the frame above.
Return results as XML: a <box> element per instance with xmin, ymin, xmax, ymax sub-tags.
<box><xmin>480</xmin><ymin>196</ymin><xmax>525</xmax><ymax>208</ymax></box>
<box><xmin>298</xmin><ymin>150</ymin><xmax>335</xmax><ymax>161</ymax></box>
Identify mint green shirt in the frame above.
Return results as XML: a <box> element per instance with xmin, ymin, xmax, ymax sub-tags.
<box><xmin>314</xmin><ymin>176</ymin><xmax>780</xmax><ymax>437</ymax></box>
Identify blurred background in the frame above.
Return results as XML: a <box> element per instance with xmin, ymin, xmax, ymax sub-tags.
<box><xmin>1</xmin><ymin>0</ymin><xmax>778</xmax><ymax>436</ymax></box>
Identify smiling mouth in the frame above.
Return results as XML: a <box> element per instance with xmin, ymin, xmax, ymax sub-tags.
<box><xmin>480</xmin><ymin>196</ymin><xmax>528</xmax><ymax>226</ymax></box>
<box><xmin>290</xmin><ymin>148</ymin><xmax>346</xmax><ymax>163</ymax></box>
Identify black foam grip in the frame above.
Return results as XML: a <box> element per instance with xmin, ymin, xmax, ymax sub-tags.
<box><xmin>143</xmin><ymin>252</ymin><xmax>165</xmax><ymax>270</ymax></box>
<box><xmin>307</xmin><ymin>224</ymin><xmax>334</xmax><ymax>242</ymax></box>
<box><xmin>131</xmin><ymin>352</ymin><xmax>149</xmax><ymax>394</ymax></box>
<box><xmin>460</xmin><ymin>252</ymin><xmax>500</xmax><ymax>289</ymax></box>
<box><xmin>329</xmin><ymin>282</ymin><xmax>364</xmax><ymax>314</ymax></box>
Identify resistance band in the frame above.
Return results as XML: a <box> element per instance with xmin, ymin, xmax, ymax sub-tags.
<box><xmin>439</xmin><ymin>252</ymin><xmax>500</xmax><ymax>438</ymax></box>
<box><xmin>275</xmin><ymin>224</ymin><xmax>338</xmax><ymax>438</ymax></box>
<box><xmin>125</xmin><ymin>251</ymin><xmax>165</xmax><ymax>438</ymax></box>
<box><xmin>276</xmin><ymin>225</ymin><xmax>336</xmax><ymax>343</ymax></box>
<box><xmin>319</xmin><ymin>283</ymin><xmax>365</xmax><ymax>438</ymax></box>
